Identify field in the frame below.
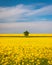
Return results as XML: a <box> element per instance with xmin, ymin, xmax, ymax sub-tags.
<box><xmin>0</xmin><ymin>34</ymin><xmax>52</xmax><ymax>65</ymax></box>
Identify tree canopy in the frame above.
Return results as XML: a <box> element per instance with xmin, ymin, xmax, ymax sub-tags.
<box><xmin>23</xmin><ymin>31</ymin><xmax>29</xmax><ymax>37</ymax></box>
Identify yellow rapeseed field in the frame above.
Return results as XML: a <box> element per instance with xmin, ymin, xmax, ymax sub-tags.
<box><xmin>0</xmin><ymin>34</ymin><xmax>52</xmax><ymax>65</ymax></box>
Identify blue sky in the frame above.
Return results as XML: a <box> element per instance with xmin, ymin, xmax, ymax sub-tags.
<box><xmin>0</xmin><ymin>0</ymin><xmax>52</xmax><ymax>6</ymax></box>
<box><xmin>0</xmin><ymin>0</ymin><xmax>52</xmax><ymax>33</ymax></box>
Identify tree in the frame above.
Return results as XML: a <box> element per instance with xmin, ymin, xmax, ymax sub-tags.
<box><xmin>24</xmin><ymin>31</ymin><xmax>29</xmax><ymax>37</ymax></box>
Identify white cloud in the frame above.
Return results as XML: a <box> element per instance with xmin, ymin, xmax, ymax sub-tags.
<box><xmin>26</xmin><ymin>5</ymin><xmax>52</xmax><ymax>16</ymax></box>
<box><xmin>0</xmin><ymin>21</ymin><xmax>52</xmax><ymax>33</ymax></box>
<box><xmin>0</xmin><ymin>4</ymin><xmax>30</xmax><ymax>22</ymax></box>
<box><xmin>0</xmin><ymin>4</ymin><xmax>52</xmax><ymax>22</ymax></box>
<box><xmin>0</xmin><ymin>4</ymin><xmax>52</xmax><ymax>33</ymax></box>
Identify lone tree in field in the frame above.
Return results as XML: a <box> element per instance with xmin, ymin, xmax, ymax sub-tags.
<box><xmin>24</xmin><ymin>31</ymin><xmax>29</xmax><ymax>37</ymax></box>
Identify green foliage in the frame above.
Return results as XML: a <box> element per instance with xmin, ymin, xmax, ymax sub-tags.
<box><xmin>40</xmin><ymin>58</ymin><xmax>49</xmax><ymax>65</ymax></box>
<box><xmin>24</xmin><ymin>31</ymin><xmax>29</xmax><ymax>37</ymax></box>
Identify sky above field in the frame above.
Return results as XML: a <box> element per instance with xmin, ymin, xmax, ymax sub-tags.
<box><xmin>0</xmin><ymin>0</ymin><xmax>52</xmax><ymax>33</ymax></box>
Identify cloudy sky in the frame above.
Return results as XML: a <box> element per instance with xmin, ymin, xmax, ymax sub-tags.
<box><xmin>0</xmin><ymin>0</ymin><xmax>52</xmax><ymax>33</ymax></box>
